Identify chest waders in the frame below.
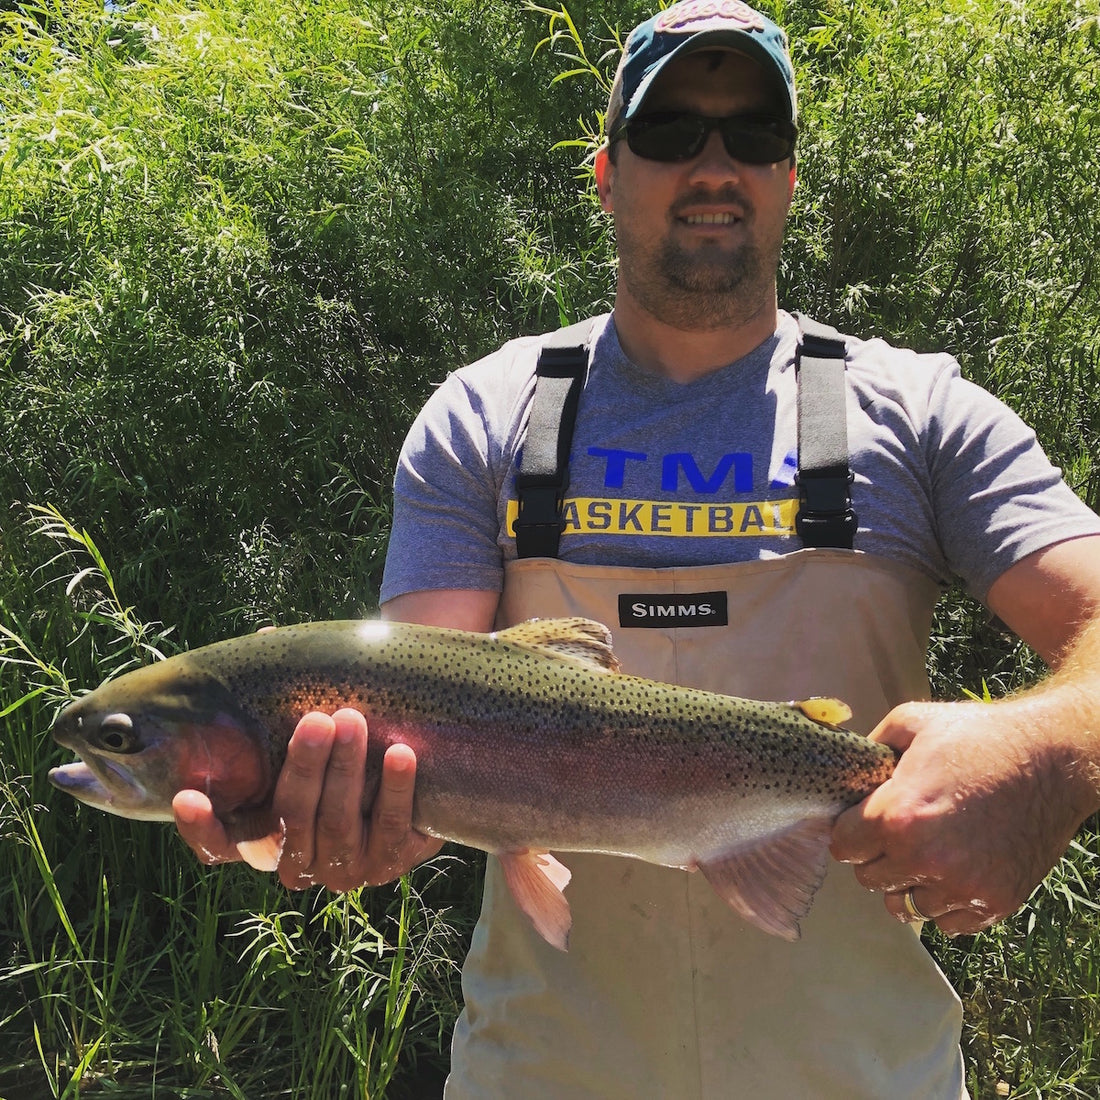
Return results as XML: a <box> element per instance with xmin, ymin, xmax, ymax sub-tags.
<box><xmin>446</xmin><ymin>318</ymin><xmax>967</xmax><ymax>1100</ymax></box>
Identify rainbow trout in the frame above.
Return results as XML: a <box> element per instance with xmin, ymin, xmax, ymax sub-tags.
<box><xmin>49</xmin><ymin>617</ymin><xmax>896</xmax><ymax>947</ymax></box>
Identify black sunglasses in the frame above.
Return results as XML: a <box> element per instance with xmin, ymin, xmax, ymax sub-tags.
<box><xmin>610</xmin><ymin>111</ymin><xmax>796</xmax><ymax>165</ymax></box>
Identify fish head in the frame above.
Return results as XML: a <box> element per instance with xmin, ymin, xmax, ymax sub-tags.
<box><xmin>49</xmin><ymin>656</ymin><xmax>277</xmax><ymax>834</ymax></box>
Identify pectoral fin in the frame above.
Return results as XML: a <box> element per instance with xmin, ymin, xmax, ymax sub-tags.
<box><xmin>233</xmin><ymin>817</ymin><xmax>286</xmax><ymax>872</ymax></box>
<box><xmin>697</xmin><ymin>817</ymin><xmax>834</xmax><ymax>941</ymax></box>
<box><xmin>236</xmin><ymin>831</ymin><xmax>285</xmax><ymax>872</ymax></box>
<box><xmin>498</xmin><ymin>849</ymin><xmax>573</xmax><ymax>951</ymax></box>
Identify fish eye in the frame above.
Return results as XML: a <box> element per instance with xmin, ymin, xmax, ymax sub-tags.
<box><xmin>93</xmin><ymin>713</ymin><xmax>139</xmax><ymax>754</ymax></box>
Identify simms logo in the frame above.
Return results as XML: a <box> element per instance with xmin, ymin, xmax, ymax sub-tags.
<box><xmin>618</xmin><ymin>591</ymin><xmax>728</xmax><ymax>629</ymax></box>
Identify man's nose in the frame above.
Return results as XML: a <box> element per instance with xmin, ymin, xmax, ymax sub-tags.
<box><xmin>685</xmin><ymin>128</ymin><xmax>743</xmax><ymax>183</ymax></box>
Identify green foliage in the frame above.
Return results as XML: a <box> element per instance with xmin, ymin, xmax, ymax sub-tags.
<box><xmin>2</xmin><ymin>0</ymin><xmax>1099</xmax><ymax>1095</ymax></box>
<box><xmin>928</xmin><ymin>830</ymin><xmax>1100</xmax><ymax>1099</ymax></box>
<box><xmin>0</xmin><ymin>508</ymin><xmax>473</xmax><ymax>1096</ymax></box>
<box><xmin>782</xmin><ymin>0</ymin><xmax>1100</xmax><ymax>506</ymax></box>
<box><xmin>0</xmin><ymin>0</ymin><xmax>618</xmax><ymax>637</ymax></box>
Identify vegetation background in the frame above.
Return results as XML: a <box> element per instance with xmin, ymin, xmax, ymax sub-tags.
<box><xmin>1</xmin><ymin>0</ymin><xmax>1098</xmax><ymax>1095</ymax></box>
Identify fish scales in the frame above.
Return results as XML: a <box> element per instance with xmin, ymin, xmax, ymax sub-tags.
<box><xmin>48</xmin><ymin>617</ymin><xmax>897</xmax><ymax>946</ymax></box>
<box><xmin>190</xmin><ymin>626</ymin><xmax>882</xmax><ymax>848</ymax></box>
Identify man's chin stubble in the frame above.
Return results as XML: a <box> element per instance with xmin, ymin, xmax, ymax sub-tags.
<box><xmin>624</xmin><ymin>247</ymin><xmax>773</xmax><ymax>332</ymax></box>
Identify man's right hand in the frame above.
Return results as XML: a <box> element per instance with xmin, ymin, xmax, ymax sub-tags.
<box><xmin>173</xmin><ymin>707</ymin><xmax>443</xmax><ymax>891</ymax></box>
<box><xmin>176</xmin><ymin>587</ymin><xmax>499</xmax><ymax>888</ymax></box>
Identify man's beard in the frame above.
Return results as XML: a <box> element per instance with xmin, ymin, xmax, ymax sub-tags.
<box><xmin>615</xmin><ymin>193</ymin><xmax>782</xmax><ymax>332</ymax></box>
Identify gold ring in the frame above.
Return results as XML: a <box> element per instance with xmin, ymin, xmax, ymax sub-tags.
<box><xmin>902</xmin><ymin>888</ymin><xmax>929</xmax><ymax>922</ymax></box>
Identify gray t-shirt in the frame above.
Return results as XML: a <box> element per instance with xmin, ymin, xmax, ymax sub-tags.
<box><xmin>381</xmin><ymin>311</ymin><xmax>1099</xmax><ymax>603</ymax></box>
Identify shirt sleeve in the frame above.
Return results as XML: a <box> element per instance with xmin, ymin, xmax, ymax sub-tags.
<box><xmin>379</xmin><ymin>369</ymin><xmax>506</xmax><ymax>603</ymax></box>
<box><xmin>379</xmin><ymin>330</ymin><xmax>550</xmax><ymax>603</ymax></box>
<box><xmin>925</xmin><ymin>361</ymin><xmax>1100</xmax><ymax>600</ymax></box>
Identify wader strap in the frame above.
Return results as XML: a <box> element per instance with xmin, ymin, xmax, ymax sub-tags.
<box><xmin>514</xmin><ymin>318</ymin><xmax>598</xmax><ymax>559</ymax></box>
<box><xmin>515</xmin><ymin>314</ymin><xmax>857</xmax><ymax>558</ymax></box>
<box><xmin>793</xmin><ymin>313</ymin><xmax>858</xmax><ymax>549</ymax></box>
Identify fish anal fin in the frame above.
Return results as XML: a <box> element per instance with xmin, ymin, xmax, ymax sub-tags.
<box><xmin>495</xmin><ymin>618</ymin><xmax>621</xmax><ymax>674</ymax></box>
<box><xmin>793</xmin><ymin>697</ymin><xmax>853</xmax><ymax>728</ymax></box>
<box><xmin>497</xmin><ymin>849</ymin><xmax>573</xmax><ymax>951</ymax></box>
<box><xmin>697</xmin><ymin>817</ymin><xmax>834</xmax><ymax>941</ymax></box>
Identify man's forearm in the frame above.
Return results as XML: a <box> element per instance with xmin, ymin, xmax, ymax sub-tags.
<box><xmin>1020</xmin><ymin>613</ymin><xmax>1100</xmax><ymax>821</ymax></box>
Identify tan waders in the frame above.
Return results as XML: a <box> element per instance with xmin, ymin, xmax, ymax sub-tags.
<box><xmin>445</xmin><ymin>551</ymin><xmax>967</xmax><ymax>1099</ymax></box>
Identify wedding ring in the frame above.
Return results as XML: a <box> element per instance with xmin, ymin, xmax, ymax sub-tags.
<box><xmin>902</xmin><ymin>888</ymin><xmax>929</xmax><ymax>922</ymax></box>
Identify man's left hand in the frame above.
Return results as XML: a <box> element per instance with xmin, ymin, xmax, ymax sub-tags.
<box><xmin>830</xmin><ymin>697</ymin><xmax>1093</xmax><ymax>935</ymax></box>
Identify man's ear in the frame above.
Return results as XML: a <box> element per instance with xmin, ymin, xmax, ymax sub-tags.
<box><xmin>595</xmin><ymin>144</ymin><xmax>615</xmax><ymax>213</ymax></box>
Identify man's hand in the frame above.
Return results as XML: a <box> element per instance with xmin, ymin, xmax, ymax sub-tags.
<box><xmin>174</xmin><ymin>708</ymin><xmax>443</xmax><ymax>891</ymax></box>
<box><xmin>830</xmin><ymin>696</ymin><xmax>1096</xmax><ymax>935</ymax></box>
<box><xmin>174</xmin><ymin>589</ymin><xmax>497</xmax><ymax>888</ymax></box>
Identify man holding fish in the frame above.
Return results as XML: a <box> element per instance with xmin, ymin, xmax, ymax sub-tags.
<box><xmin>173</xmin><ymin>2</ymin><xmax>1100</xmax><ymax>1095</ymax></box>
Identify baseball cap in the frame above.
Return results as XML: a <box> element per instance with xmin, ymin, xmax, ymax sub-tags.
<box><xmin>606</xmin><ymin>1</ymin><xmax>797</xmax><ymax>132</ymax></box>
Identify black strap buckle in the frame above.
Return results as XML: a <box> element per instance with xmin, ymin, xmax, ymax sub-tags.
<box><xmin>794</xmin><ymin>466</ymin><xmax>859</xmax><ymax>548</ymax></box>
<box><xmin>512</xmin><ymin>478</ymin><xmax>568</xmax><ymax>559</ymax></box>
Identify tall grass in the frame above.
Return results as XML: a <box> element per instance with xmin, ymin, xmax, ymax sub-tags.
<box><xmin>2</xmin><ymin>0</ymin><xmax>1099</xmax><ymax>1095</ymax></box>
<box><xmin>928</xmin><ymin>831</ymin><xmax>1100</xmax><ymax>1099</ymax></box>
<box><xmin>0</xmin><ymin>508</ymin><xmax>474</xmax><ymax>1097</ymax></box>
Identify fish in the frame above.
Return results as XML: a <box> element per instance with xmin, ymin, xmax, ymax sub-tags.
<box><xmin>48</xmin><ymin>617</ymin><xmax>896</xmax><ymax>948</ymax></box>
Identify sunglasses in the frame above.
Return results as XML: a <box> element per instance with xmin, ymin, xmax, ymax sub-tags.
<box><xmin>610</xmin><ymin>111</ymin><xmax>797</xmax><ymax>165</ymax></box>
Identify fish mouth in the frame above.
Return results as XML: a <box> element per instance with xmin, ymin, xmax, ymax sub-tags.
<box><xmin>48</xmin><ymin>754</ymin><xmax>173</xmax><ymax>822</ymax></box>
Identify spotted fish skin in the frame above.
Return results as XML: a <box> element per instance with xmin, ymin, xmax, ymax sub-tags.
<box><xmin>49</xmin><ymin>618</ymin><xmax>896</xmax><ymax>946</ymax></box>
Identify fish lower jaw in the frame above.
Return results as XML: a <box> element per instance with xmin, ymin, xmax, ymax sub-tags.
<box><xmin>48</xmin><ymin>761</ymin><xmax>174</xmax><ymax>822</ymax></box>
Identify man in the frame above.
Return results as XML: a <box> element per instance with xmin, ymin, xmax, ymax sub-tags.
<box><xmin>176</xmin><ymin>2</ymin><xmax>1100</xmax><ymax>1095</ymax></box>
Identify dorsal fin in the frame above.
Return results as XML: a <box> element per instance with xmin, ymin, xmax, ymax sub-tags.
<box><xmin>495</xmin><ymin>617</ymin><xmax>621</xmax><ymax>674</ymax></box>
<box><xmin>794</xmin><ymin>697</ymin><xmax>853</xmax><ymax>728</ymax></box>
